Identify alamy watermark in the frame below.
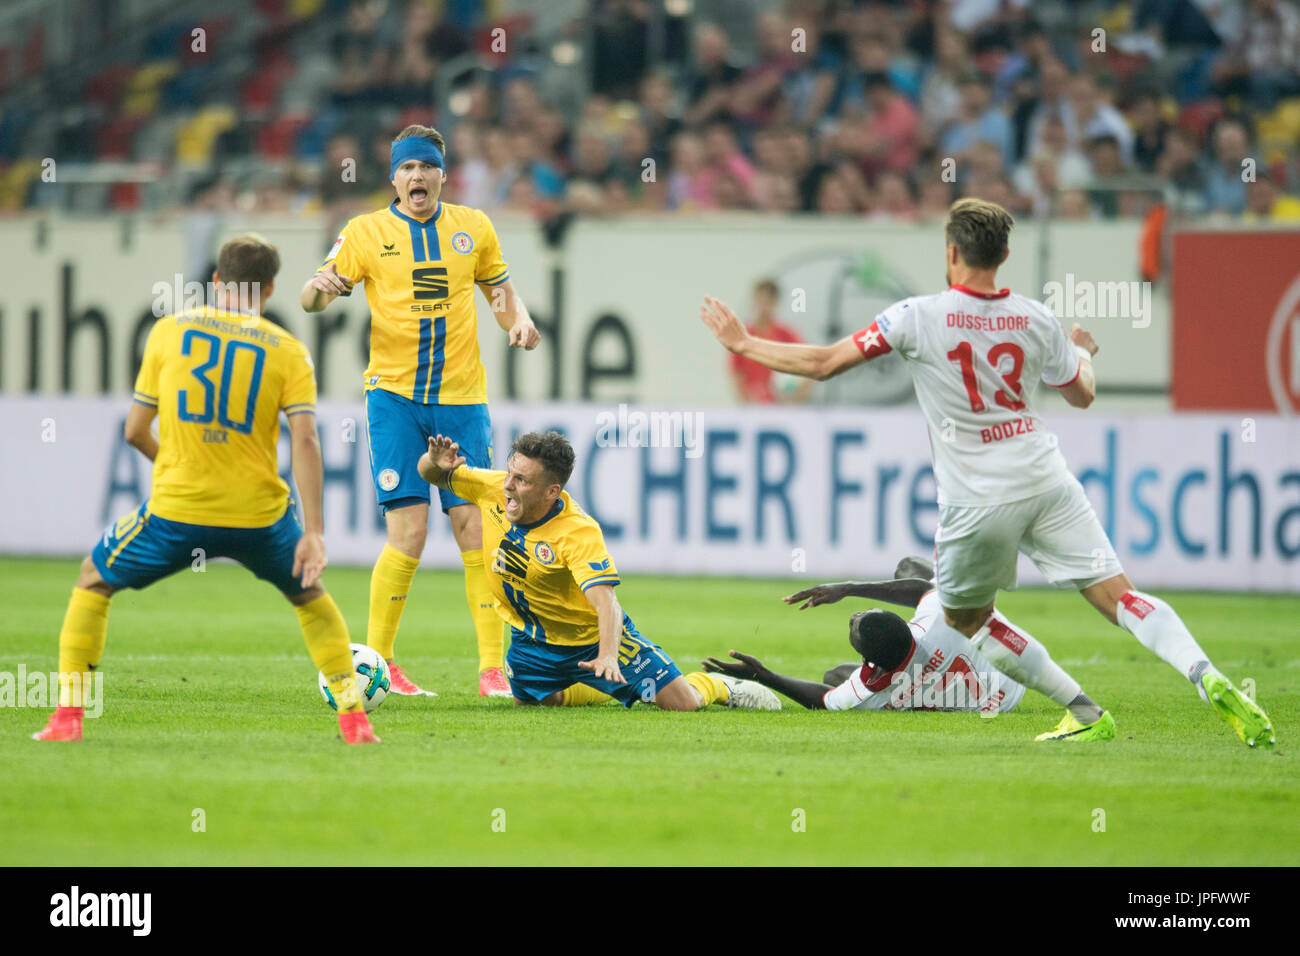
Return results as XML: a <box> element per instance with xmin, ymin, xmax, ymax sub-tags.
<box><xmin>594</xmin><ymin>404</ymin><xmax>703</xmax><ymax>459</ymax></box>
<box><xmin>151</xmin><ymin>274</ymin><xmax>264</xmax><ymax>322</ymax></box>
<box><xmin>2</xmin><ymin>667</ymin><xmax>103</xmax><ymax>717</ymax></box>
<box><xmin>1042</xmin><ymin>273</ymin><xmax>1152</xmax><ymax>329</ymax></box>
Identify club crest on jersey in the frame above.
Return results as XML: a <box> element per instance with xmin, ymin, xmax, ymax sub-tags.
<box><xmin>378</xmin><ymin>468</ymin><xmax>400</xmax><ymax>491</ymax></box>
<box><xmin>451</xmin><ymin>231</ymin><xmax>474</xmax><ymax>254</ymax></box>
<box><xmin>533</xmin><ymin>541</ymin><xmax>555</xmax><ymax>565</ymax></box>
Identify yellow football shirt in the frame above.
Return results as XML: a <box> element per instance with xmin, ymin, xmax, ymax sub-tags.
<box><xmin>449</xmin><ymin>467</ymin><xmax>621</xmax><ymax>646</ymax></box>
<box><xmin>133</xmin><ymin>308</ymin><xmax>317</xmax><ymax>528</ymax></box>
<box><xmin>318</xmin><ymin>199</ymin><xmax>510</xmax><ymax>404</ymax></box>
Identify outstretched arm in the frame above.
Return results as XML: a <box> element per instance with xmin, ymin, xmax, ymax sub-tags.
<box><xmin>701</xmin><ymin>296</ymin><xmax>865</xmax><ymax>381</ymax></box>
<box><xmin>783</xmin><ymin>577</ymin><xmax>934</xmax><ymax>610</ymax></box>
<box><xmin>702</xmin><ymin>651</ymin><xmax>832</xmax><ymax>710</ymax></box>
<box><xmin>417</xmin><ymin>434</ymin><xmax>466</xmax><ymax>491</ymax></box>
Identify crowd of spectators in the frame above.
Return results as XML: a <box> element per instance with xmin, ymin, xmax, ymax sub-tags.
<box><xmin>2</xmin><ymin>0</ymin><xmax>1299</xmax><ymax>224</ymax></box>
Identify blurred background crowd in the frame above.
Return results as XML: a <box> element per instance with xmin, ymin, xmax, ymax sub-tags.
<box><xmin>1</xmin><ymin>0</ymin><xmax>1299</xmax><ymax>226</ymax></box>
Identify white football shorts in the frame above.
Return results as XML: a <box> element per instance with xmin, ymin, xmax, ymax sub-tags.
<box><xmin>934</xmin><ymin>475</ymin><xmax>1124</xmax><ymax>609</ymax></box>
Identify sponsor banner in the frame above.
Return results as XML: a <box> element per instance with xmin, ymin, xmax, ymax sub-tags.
<box><xmin>3</xmin><ymin>398</ymin><xmax>1296</xmax><ymax>590</ymax></box>
<box><xmin>0</xmin><ymin>216</ymin><xmax>1167</xmax><ymax>405</ymax></box>
<box><xmin>1172</xmin><ymin>230</ymin><xmax>1300</xmax><ymax>412</ymax></box>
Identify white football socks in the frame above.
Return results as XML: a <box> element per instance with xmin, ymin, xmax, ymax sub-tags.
<box><xmin>936</xmin><ymin>613</ymin><xmax>1101</xmax><ymax>721</ymax></box>
<box><xmin>1115</xmin><ymin>590</ymin><xmax>1217</xmax><ymax>698</ymax></box>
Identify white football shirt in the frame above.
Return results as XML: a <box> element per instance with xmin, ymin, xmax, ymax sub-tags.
<box><xmin>854</xmin><ymin>285</ymin><xmax>1080</xmax><ymax>506</ymax></box>
<box><xmin>822</xmin><ymin>591</ymin><xmax>1026</xmax><ymax>714</ymax></box>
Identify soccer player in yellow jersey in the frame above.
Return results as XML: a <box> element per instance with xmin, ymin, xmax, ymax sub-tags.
<box><xmin>416</xmin><ymin>431</ymin><xmax>782</xmax><ymax>711</ymax></box>
<box><xmin>32</xmin><ymin>235</ymin><xmax>379</xmax><ymax>745</ymax></box>
<box><xmin>301</xmin><ymin>124</ymin><xmax>539</xmax><ymax>699</ymax></box>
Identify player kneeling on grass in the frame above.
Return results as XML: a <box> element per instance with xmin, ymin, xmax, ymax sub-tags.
<box><xmin>706</xmin><ymin>555</ymin><xmax>1042</xmax><ymax>715</ymax></box>
<box><xmin>32</xmin><ymin>235</ymin><xmax>379</xmax><ymax>745</ymax></box>
<box><xmin>417</xmin><ymin>431</ymin><xmax>780</xmax><ymax>711</ymax></box>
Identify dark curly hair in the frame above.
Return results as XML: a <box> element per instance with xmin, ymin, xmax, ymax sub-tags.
<box><xmin>510</xmin><ymin>430</ymin><xmax>575</xmax><ymax>486</ymax></box>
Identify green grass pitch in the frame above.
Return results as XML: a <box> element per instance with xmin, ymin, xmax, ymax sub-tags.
<box><xmin>1</xmin><ymin>557</ymin><xmax>1296</xmax><ymax>865</ymax></box>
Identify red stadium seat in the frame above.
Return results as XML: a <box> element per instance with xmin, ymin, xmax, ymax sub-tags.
<box><xmin>109</xmin><ymin>181</ymin><xmax>141</xmax><ymax>211</ymax></box>
<box><xmin>256</xmin><ymin>113</ymin><xmax>311</xmax><ymax>159</ymax></box>
<box><xmin>96</xmin><ymin>117</ymin><xmax>144</xmax><ymax>160</ymax></box>
<box><xmin>241</xmin><ymin>64</ymin><xmax>292</xmax><ymax>115</ymax></box>
<box><xmin>21</xmin><ymin>21</ymin><xmax>44</xmax><ymax>78</ymax></box>
<box><xmin>85</xmin><ymin>65</ymin><xmax>133</xmax><ymax>110</ymax></box>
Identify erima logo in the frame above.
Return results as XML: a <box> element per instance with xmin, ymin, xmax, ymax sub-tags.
<box><xmin>50</xmin><ymin>886</ymin><xmax>151</xmax><ymax>936</ymax></box>
<box><xmin>380</xmin><ymin>242</ymin><xmax>399</xmax><ymax>258</ymax></box>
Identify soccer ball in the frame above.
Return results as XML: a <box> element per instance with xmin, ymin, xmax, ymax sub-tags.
<box><xmin>318</xmin><ymin>643</ymin><xmax>390</xmax><ymax>713</ymax></box>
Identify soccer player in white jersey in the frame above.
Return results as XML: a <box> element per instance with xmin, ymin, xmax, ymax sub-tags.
<box><xmin>704</xmin><ymin>555</ymin><xmax>1032</xmax><ymax>714</ymax></box>
<box><xmin>700</xmin><ymin>198</ymin><xmax>1274</xmax><ymax>747</ymax></box>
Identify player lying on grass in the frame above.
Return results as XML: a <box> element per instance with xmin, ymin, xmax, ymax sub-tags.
<box><xmin>705</xmin><ymin>555</ymin><xmax>1042</xmax><ymax>715</ymax></box>
<box><xmin>32</xmin><ymin>235</ymin><xmax>379</xmax><ymax>745</ymax></box>
<box><xmin>417</xmin><ymin>430</ymin><xmax>781</xmax><ymax>711</ymax></box>
<box><xmin>701</xmin><ymin>198</ymin><xmax>1273</xmax><ymax>748</ymax></box>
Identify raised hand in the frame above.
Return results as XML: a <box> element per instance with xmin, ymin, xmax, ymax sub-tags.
<box><xmin>308</xmin><ymin>262</ymin><xmax>352</xmax><ymax>297</ymax></box>
<box><xmin>700</xmin><ymin>296</ymin><xmax>749</xmax><ymax>353</ymax></box>
<box><xmin>292</xmin><ymin>531</ymin><xmax>328</xmax><ymax>589</ymax></box>
<box><xmin>1070</xmin><ymin>323</ymin><xmax>1098</xmax><ymax>357</ymax></box>
<box><xmin>508</xmin><ymin>318</ymin><xmax>541</xmax><ymax>350</ymax></box>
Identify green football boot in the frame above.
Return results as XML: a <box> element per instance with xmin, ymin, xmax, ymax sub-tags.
<box><xmin>1202</xmin><ymin>673</ymin><xmax>1274</xmax><ymax>748</ymax></box>
<box><xmin>1034</xmin><ymin>709</ymin><xmax>1116</xmax><ymax>742</ymax></box>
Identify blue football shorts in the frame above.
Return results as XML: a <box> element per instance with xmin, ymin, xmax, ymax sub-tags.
<box><xmin>504</xmin><ymin>614</ymin><xmax>684</xmax><ymax>707</ymax></box>
<box><xmin>92</xmin><ymin>500</ymin><xmax>308</xmax><ymax>595</ymax></box>
<box><xmin>364</xmin><ymin>388</ymin><xmax>492</xmax><ymax>514</ymax></box>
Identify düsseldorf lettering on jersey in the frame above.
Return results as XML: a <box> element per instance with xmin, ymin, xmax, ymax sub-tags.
<box><xmin>856</xmin><ymin>286</ymin><xmax>1081</xmax><ymax>507</ymax></box>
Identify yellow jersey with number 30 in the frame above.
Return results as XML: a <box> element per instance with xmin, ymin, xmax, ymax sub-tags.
<box><xmin>133</xmin><ymin>308</ymin><xmax>317</xmax><ymax>528</ymax></box>
<box><xmin>449</xmin><ymin>467</ymin><xmax>621</xmax><ymax>646</ymax></box>
<box><xmin>318</xmin><ymin>200</ymin><xmax>509</xmax><ymax>405</ymax></box>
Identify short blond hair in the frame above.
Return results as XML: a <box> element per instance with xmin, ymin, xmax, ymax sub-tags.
<box><xmin>944</xmin><ymin>198</ymin><xmax>1014</xmax><ymax>269</ymax></box>
<box><xmin>393</xmin><ymin>124</ymin><xmax>446</xmax><ymax>154</ymax></box>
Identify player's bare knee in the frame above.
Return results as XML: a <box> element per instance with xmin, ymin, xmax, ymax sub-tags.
<box><xmin>75</xmin><ymin>556</ymin><xmax>113</xmax><ymax>596</ymax></box>
<box><xmin>448</xmin><ymin>505</ymin><xmax>481</xmax><ymax>551</ymax></box>
<box><xmin>288</xmin><ymin>584</ymin><xmax>326</xmax><ymax>606</ymax></box>
<box><xmin>386</xmin><ymin>523</ymin><xmax>426</xmax><ymax>557</ymax></box>
<box><xmin>540</xmin><ymin>691</ymin><xmax>564</xmax><ymax>706</ymax></box>
<box><xmin>653</xmin><ymin>679</ymin><xmax>701</xmax><ymax>711</ymax></box>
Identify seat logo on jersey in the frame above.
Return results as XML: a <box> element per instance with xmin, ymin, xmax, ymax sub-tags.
<box><xmin>494</xmin><ymin>540</ymin><xmax>530</xmax><ymax>581</ymax></box>
<box><xmin>411</xmin><ymin>267</ymin><xmax>449</xmax><ymax>299</ymax></box>
<box><xmin>451</xmin><ymin>231</ymin><xmax>474</xmax><ymax>254</ymax></box>
<box><xmin>533</xmin><ymin>542</ymin><xmax>555</xmax><ymax>565</ymax></box>
<box><xmin>378</xmin><ymin>468</ymin><xmax>400</xmax><ymax>491</ymax></box>
<box><xmin>854</xmin><ymin>322</ymin><xmax>892</xmax><ymax>360</ymax></box>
